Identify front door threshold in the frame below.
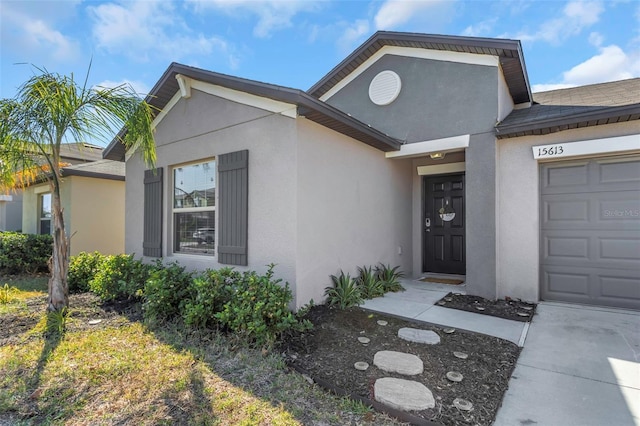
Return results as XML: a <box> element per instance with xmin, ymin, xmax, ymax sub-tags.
<box><xmin>417</xmin><ymin>273</ymin><xmax>466</xmax><ymax>290</ymax></box>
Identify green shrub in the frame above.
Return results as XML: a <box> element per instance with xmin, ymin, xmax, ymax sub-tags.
<box><xmin>68</xmin><ymin>252</ymin><xmax>107</xmax><ymax>293</ymax></box>
<box><xmin>0</xmin><ymin>231</ymin><xmax>52</xmax><ymax>274</ymax></box>
<box><xmin>214</xmin><ymin>264</ymin><xmax>309</xmax><ymax>347</ymax></box>
<box><xmin>183</xmin><ymin>267</ymin><xmax>238</xmax><ymax>329</ymax></box>
<box><xmin>375</xmin><ymin>263</ymin><xmax>405</xmax><ymax>293</ymax></box>
<box><xmin>89</xmin><ymin>254</ymin><xmax>152</xmax><ymax>301</ymax></box>
<box><xmin>324</xmin><ymin>270</ymin><xmax>362</xmax><ymax>309</ymax></box>
<box><xmin>356</xmin><ymin>265</ymin><xmax>385</xmax><ymax>299</ymax></box>
<box><xmin>143</xmin><ymin>261</ymin><xmax>194</xmax><ymax>325</ymax></box>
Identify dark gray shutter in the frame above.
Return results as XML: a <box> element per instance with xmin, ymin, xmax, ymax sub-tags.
<box><xmin>143</xmin><ymin>167</ymin><xmax>163</xmax><ymax>257</ymax></box>
<box><xmin>218</xmin><ymin>150</ymin><xmax>248</xmax><ymax>265</ymax></box>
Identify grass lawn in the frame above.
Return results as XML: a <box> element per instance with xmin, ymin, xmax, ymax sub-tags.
<box><xmin>0</xmin><ymin>275</ymin><xmax>402</xmax><ymax>425</ymax></box>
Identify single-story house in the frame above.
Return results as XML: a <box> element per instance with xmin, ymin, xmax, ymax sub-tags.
<box><xmin>104</xmin><ymin>31</ymin><xmax>640</xmax><ymax>310</ymax></box>
<box><xmin>21</xmin><ymin>159</ymin><xmax>126</xmax><ymax>256</ymax></box>
<box><xmin>1</xmin><ymin>143</ymin><xmax>106</xmax><ymax>233</ymax></box>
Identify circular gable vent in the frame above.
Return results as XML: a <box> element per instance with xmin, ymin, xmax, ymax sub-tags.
<box><xmin>368</xmin><ymin>70</ymin><xmax>401</xmax><ymax>105</ymax></box>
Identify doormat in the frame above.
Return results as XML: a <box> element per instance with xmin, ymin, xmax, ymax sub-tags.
<box><xmin>420</xmin><ymin>277</ymin><xmax>465</xmax><ymax>285</ymax></box>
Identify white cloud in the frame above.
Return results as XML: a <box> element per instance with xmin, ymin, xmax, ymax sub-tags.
<box><xmin>337</xmin><ymin>20</ymin><xmax>370</xmax><ymax>53</ymax></box>
<box><xmin>187</xmin><ymin>0</ymin><xmax>320</xmax><ymax>38</ymax></box>
<box><xmin>588</xmin><ymin>31</ymin><xmax>604</xmax><ymax>47</ymax></box>
<box><xmin>88</xmin><ymin>0</ymin><xmax>238</xmax><ymax>66</ymax></box>
<box><xmin>0</xmin><ymin>2</ymin><xmax>80</xmax><ymax>62</ymax></box>
<box><xmin>374</xmin><ymin>0</ymin><xmax>449</xmax><ymax>30</ymax></box>
<box><xmin>532</xmin><ymin>44</ymin><xmax>640</xmax><ymax>92</ymax></box>
<box><xmin>517</xmin><ymin>0</ymin><xmax>604</xmax><ymax>45</ymax></box>
<box><xmin>462</xmin><ymin>18</ymin><xmax>498</xmax><ymax>37</ymax></box>
<box><xmin>94</xmin><ymin>79</ymin><xmax>151</xmax><ymax>97</ymax></box>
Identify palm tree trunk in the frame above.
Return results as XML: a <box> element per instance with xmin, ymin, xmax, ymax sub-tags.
<box><xmin>47</xmin><ymin>184</ymin><xmax>69</xmax><ymax>312</ymax></box>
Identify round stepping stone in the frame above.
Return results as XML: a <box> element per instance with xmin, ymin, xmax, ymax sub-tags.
<box><xmin>398</xmin><ymin>328</ymin><xmax>441</xmax><ymax>345</ymax></box>
<box><xmin>354</xmin><ymin>362</ymin><xmax>369</xmax><ymax>371</ymax></box>
<box><xmin>446</xmin><ymin>371</ymin><xmax>463</xmax><ymax>382</ymax></box>
<box><xmin>88</xmin><ymin>319</ymin><xmax>102</xmax><ymax>325</ymax></box>
<box><xmin>453</xmin><ymin>398</ymin><xmax>473</xmax><ymax>411</ymax></box>
<box><xmin>437</xmin><ymin>301</ymin><xmax>446</xmax><ymax>306</ymax></box>
<box><xmin>374</xmin><ymin>351</ymin><xmax>423</xmax><ymax>375</ymax></box>
<box><xmin>374</xmin><ymin>378</ymin><xmax>435</xmax><ymax>411</ymax></box>
<box><xmin>358</xmin><ymin>336</ymin><xmax>370</xmax><ymax>344</ymax></box>
<box><xmin>443</xmin><ymin>328</ymin><xmax>456</xmax><ymax>334</ymax></box>
<box><xmin>377</xmin><ymin>320</ymin><xmax>388</xmax><ymax>326</ymax></box>
<box><xmin>517</xmin><ymin>312</ymin><xmax>530</xmax><ymax>317</ymax></box>
<box><xmin>444</xmin><ymin>297</ymin><xmax>453</xmax><ymax>302</ymax></box>
<box><xmin>475</xmin><ymin>306</ymin><xmax>486</xmax><ymax>311</ymax></box>
<box><xmin>522</xmin><ymin>306</ymin><xmax>533</xmax><ymax>311</ymax></box>
<box><xmin>453</xmin><ymin>351</ymin><xmax>468</xmax><ymax>360</ymax></box>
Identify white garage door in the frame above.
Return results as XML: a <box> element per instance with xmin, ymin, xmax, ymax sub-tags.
<box><xmin>540</xmin><ymin>156</ymin><xmax>640</xmax><ymax>310</ymax></box>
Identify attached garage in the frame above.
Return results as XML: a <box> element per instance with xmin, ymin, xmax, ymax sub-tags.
<box><xmin>540</xmin><ymin>156</ymin><xmax>640</xmax><ymax>310</ymax></box>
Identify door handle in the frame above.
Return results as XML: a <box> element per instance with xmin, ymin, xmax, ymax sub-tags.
<box><xmin>425</xmin><ymin>218</ymin><xmax>431</xmax><ymax>232</ymax></box>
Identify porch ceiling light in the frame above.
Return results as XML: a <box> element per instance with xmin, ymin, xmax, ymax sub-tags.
<box><xmin>430</xmin><ymin>152</ymin><xmax>446</xmax><ymax>160</ymax></box>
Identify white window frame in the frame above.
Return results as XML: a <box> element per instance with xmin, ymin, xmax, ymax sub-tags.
<box><xmin>171</xmin><ymin>158</ymin><xmax>217</xmax><ymax>257</ymax></box>
<box><xmin>38</xmin><ymin>192</ymin><xmax>52</xmax><ymax>235</ymax></box>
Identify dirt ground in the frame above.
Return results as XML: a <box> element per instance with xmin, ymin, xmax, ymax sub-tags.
<box><xmin>280</xmin><ymin>305</ymin><xmax>521</xmax><ymax>426</ymax></box>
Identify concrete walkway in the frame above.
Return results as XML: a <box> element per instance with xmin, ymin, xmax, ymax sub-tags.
<box><xmin>361</xmin><ymin>279</ymin><xmax>640</xmax><ymax>425</ymax></box>
<box><xmin>361</xmin><ymin>278</ymin><xmax>527</xmax><ymax>345</ymax></box>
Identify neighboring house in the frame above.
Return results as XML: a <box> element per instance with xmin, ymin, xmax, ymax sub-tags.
<box><xmin>1</xmin><ymin>143</ymin><xmax>105</xmax><ymax>233</ymax></box>
<box><xmin>104</xmin><ymin>31</ymin><xmax>640</xmax><ymax>310</ymax></box>
<box><xmin>21</xmin><ymin>159</ymin><xmax>126</xmax><ymax>256</ymax></box>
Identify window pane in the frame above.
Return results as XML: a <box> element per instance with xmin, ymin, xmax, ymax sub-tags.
<box><xmin>174</xmin><ymin>161</ymin><xmax>215</xmax><ymax>208</ymax></box>
<box><xmin>40</xmin><ymin>219</ymin><xmax>51</xmax><ymax>235</ymax></box>
<box><xmin>174</xmin><ymin>211</ymin><xmax>215</xmax><ymax>256</ymax></box>
<box><xmin>40</xmin><ymin>193</ymin><xmax>51</xmax><ymax>218</ymax></box>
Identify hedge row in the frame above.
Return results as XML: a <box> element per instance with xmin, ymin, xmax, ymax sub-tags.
<box><xmin>0</xmin><ymin>232</ymin><xmax>53</xmax><ymax>274</ymax></box>
<box><xmin>69</xmin><ymin>253</ymin><xmax>311</xmax><ymax>346</ymax></box>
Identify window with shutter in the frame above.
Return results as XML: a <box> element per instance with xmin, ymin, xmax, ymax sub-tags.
<box><xmin>143</xmin><ymin>168</ymin><xmax>163</xmax><ymax>257</ymax></box>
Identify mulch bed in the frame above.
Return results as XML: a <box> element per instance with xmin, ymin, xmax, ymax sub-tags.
<box><xmin>436</xmin><ymin>292</ymin><xmax>537</xmax><ymax>322</ymax></box>
<box><xmin>280</xmin><ymin>305</ymin><xmax>521</xmax><ymax>426</ymax></box>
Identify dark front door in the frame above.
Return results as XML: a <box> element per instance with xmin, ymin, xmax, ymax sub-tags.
<box><xmin>423</xmin><ymin>174</ymin><xmax>465</xmax><ymax>274</ymax></box>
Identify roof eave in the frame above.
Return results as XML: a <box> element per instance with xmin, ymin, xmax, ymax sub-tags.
<box><xmin>496</xmin><ymin>104</ymin><xmax>640</xmax><ymax>139</ymax></box>
<box><xmin>308</xmin><ymin>31</ymin><xmax>532</xmax><ymax>104</ymax></box>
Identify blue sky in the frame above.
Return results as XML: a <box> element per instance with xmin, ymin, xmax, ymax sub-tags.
<box><xmin>1</xmin><ymin>0</ymin><xmax>639</xmax><ymax>106</ymax></box>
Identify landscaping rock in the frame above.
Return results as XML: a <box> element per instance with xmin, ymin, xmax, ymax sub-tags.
<box><xmin>453</xmin><ymin>398</ymin><xmax>473</xmax><ymax>411</ymax></box>
<box><xmin>453</xmin><ymin>351</ymin><xmax>468</xmax><ymax>360</ymax></box>
<box><xmin>358</xmin><ymin>336</ymin><xmax>370</xmax><ymax>344</ymax></box>
<box><xmin>354</xmin><ymin>362</ymin><xmax>369</xmax><ymax>371</ymax></box>
<box><xmin>443</xmin><ymin>328</ymin><xmax>456</xmax><ymax>334</ymax></box>
<box><xmin>377</xmin><ymin>320</ymin><xmax>388</xmax><ymax>326</ymax></box>
<box><xmin>446</xmin><ymin>371</ymin><xmax>463</xmax><ymax>382</ymax></box>
<box><xmin>374</xmin><ymin>350</ymin><xmax>423</xmax><ymax>375</ymax></box>
<box><xmin>398</xmin><ymin>328</ymin><xmax>441</xmax><ymax>345</ymax></box>
<box><xmin>374</xmin><ymin>378</ymin><xmax>435</xmax><ymax>411</ymax></box>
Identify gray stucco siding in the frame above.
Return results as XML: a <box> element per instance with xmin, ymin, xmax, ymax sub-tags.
<box><xmin>324</xmin><ymin>54</ymin><xmax>499</xmax><ymax>143</ymax></box>
<box><xmin>125</xmin><ymin>88</ymin><xmax>299</xmax><ymax>288</ymax></box>
<box><xmin>295</xmin><ymin>118</ymin><xmax>414</xmax><ymax>307</ymax></box>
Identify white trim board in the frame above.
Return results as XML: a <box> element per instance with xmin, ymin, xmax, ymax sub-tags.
<box><xmin>417</xmin><ymin>162</ymin><xmax>465</xmax><ymax>176</ymax></box>
<box><xmin>190</xmin><ymin>80</ymin><xmax>297</xmax><ymax>119</ymax></box>
<box><xmin>532</xmin><ymin>134</ymin><xmax>640</xmax><ymax>161</ymax></box>
<box><xmin>386</xmin><ymin>134</ymin><xmax>470</xmax><ymax>159</ymax></box>
<box><xmin>320</xmin><ymin>46</ymin><xmax>499</xmax><ymax>102</ymax></box>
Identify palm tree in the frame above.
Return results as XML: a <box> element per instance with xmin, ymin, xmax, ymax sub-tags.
<box><xmin>0</xmin><ymin>68</ymin><xmax>156</xmax><ymax>312</ymax></box>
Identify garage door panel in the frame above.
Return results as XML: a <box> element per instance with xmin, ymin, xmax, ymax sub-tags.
<box><xmin>545</xmin><ymin>270</ymin><xmax>590</xmax><ymax>295</ymax></box>
<box><xmin>598</xmin><ymin>158</ymin><xmax>640</xmax><ymax>187</ymax></box>
<box><xmin>599</xmin><ymin>276</ymin><xmax>640</xmax><ymax>300</ymax></box>
<box><xmin>542</xmin><ymin>265</ymin><xmax>640</xmax><ymax>309</ymax></box>
<box><xmin>543</xmin><ymin>230</ymin><xmax>640</xmax><ymax>269</ymax></box>
<box><xmin>600</xmin><ymin>238</ymin><xmax>640</xmax><ymax>261</ymax></box>
<box><xmin>541</xmin><ymin>156</ymin><xmax>640</xmax><ymax>310</ymax></box>
<box><xmin>543</xmin><ymin>192</ymin><xmax>640</xmax><ymax>231</ymax></box>
<box><xmin>541</xmin><ymin>158</ymin><xmax>640</xmax><ymax>194</ymax></box>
